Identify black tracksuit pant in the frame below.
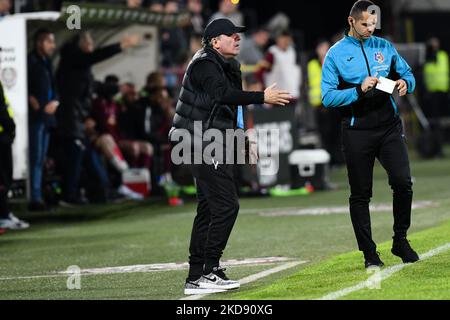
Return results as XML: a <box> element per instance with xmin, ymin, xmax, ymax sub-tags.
<box><xmin>188</xmin><ymin>162</ymin><xmax>240</xmax><ymax>280</ymax></box>
<box><xmin>0</xmin><ymin>143</ymin><xmax>13</xmax><ymax>219</ymax></box>
<box><xmin>342</xmin><ymin>119</ymin><xmax>413</xmax><ymax>252</ymax></box>
<box><xmin>315</xmin><ymin>107</ymin><xmax>344</xmax><ymax>166</ymax></box>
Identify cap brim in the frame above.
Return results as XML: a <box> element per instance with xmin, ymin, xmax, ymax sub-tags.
<box><xmin>234</xmin><ymin>26</ymin><xmax>246</xmax><ymax>33</ymax></box>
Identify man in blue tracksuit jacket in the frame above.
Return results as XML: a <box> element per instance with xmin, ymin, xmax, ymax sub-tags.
<box><xmin>321</xmin><ymin>0</ymin><xmax>419</xmax><ymax>268</ymax></box>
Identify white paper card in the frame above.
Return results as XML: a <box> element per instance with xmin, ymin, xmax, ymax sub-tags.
<box><xmin>376</xmin><ymin>76</ymin><xmax>396</xmax><ymax>95</ymax></box>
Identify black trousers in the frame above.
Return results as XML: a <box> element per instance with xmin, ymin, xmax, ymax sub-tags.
<box><xmin>0</xmin><ymin>143</ymin><xmax>13</xmax><ymax>219</ymax></box>
<box><xmin>342</xmin><ymin>119</ymin><xmax>413</xmax><ymax>252</ymax></box>
<box><xmin>423</xmin><ymin>92</ymin><xmax>449</xmax><ymax>119</ymax></box>
<box><xmin>315</xmin><ymin>107</ymin><xmax>344</xmax><ymax>166</ymax></box>
<box><xmin>423</xmin><ymin>92</ymin><xmax>449</xmax><ymax>146</ymax></box>
<box><xmin>188</xmin><ymin>162</ymin><xmax>240</xmax><ymax>279</ymax></box>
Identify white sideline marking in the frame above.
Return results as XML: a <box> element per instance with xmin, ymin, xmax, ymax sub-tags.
<box><xmin>259</xmin><ymin>201</ymin><xmax>436</xmax><ymax>217</ymax></box>
<box><xmin>173</xmin><ymin>201</ymin><xmax>437</xmax><ymax>218</ymax></box>
<box><xmin>58</xmin><ymin>257</ymin><xmax>294</xmax><ymax>275</ymax></box>
<box><xmin>0</xmin><ymin>257</ymin><xmax>294</xmax><ymax>281</ymax></box>
<box><xmin>317</xmin><ymin>243</ymin><xmax>450</xmax><ymax>300</ymax></box>
<box><xmin>180</xmin><ymin>260</ymin><xmax>307</xmax><ymax>301</ymax></box>
<box><xmin>0</xmin><ymin>274</ymin><xmax>66</xmax><ymax>281</ymax></box>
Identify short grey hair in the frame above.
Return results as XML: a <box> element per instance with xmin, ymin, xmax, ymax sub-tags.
<box><xmin>202</xmin><ymin>35</ymin><xmax>222</xmax><ymax>48</ymax></box>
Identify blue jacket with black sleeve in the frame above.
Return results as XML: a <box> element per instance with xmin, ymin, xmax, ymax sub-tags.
<box><xmin>321</xmin><ymin>30</ymin><xmax>415</xmax><ymax>129</ymax></box>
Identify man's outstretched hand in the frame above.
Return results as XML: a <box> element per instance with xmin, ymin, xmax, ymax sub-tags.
<box><xmin>264</xmin><ymin>83</ymin><xmax>293</xmax><ymax>106</ymax></box>
<box><xmin>120</xmin><ymin>34</ymin><xmax>141</xmax><ymax>50</ymax></box>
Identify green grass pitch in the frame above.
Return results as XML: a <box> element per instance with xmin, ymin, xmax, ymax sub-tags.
<box><xmin>1</xmin><ymin>148</ymin><xmax>449</xmax><ymax>300</ymax></box>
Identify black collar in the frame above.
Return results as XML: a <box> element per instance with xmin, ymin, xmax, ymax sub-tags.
<box><xmin>204</xmin><ymin>46</ymin><xmax>239</xmax><ymax>73</ymax></box>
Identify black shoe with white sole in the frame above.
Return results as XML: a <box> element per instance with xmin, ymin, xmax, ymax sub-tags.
<box><xmin>391</xmin><ymin>238</ymin><xmax>420</xmax><ymax>263</ymax></box>
<box><xmin>363</xmin><ymin>250</ymin><xmax>385</xmax><ymax>269</ymax></box>
<box><xmin>199</xmin><ymin>266</ymin><xmax>240</xmax><ymax>290</ymax></box>
<box><xmin>184</xmin><ymin>278</ymin><xmax>227</xmax><ymax>295</ymax></box>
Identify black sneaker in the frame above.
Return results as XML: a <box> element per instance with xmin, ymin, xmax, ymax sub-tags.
<box><xmin>391</xmin><ymin>238</ymin><xmax>420</xmax><ymax>263</ymax></box>
<box><xmin>199</xmin><ymin>266</ymin><xmax>240</xmax><ymax>290</ymax></box>
<box><xmin>363</xmin><ymin>250</ymin><xmax>385</xmax><ymax>269</ymax></box>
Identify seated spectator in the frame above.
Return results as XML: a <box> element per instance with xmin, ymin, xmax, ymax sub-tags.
<box><xmin>116</xmin><ymin>82</ymin><xmax>154</xmax><ymax>170</ymax></box>
<box><xmin>137</xmin><ymin>86</ymin><xmax>174</xmax><ymax>147</ymax></box>
<box><xmin>90</xmin><ymin>75</ymin><xmax>129</xmax><ymax>173</ymax></box>
<box><xmin>136</xmin><ymin>84</ymin><xmax>178</xmax><ymax>202</ymax></box>
<box><xmin>141</xmin><ymin>71</ymin><xmax>168</xmax><ymax>98</ymax></box>
<box><xmin>90</xmin><ymin>76</ymin><xmax>145</xmax><ymax>200</ymax></box>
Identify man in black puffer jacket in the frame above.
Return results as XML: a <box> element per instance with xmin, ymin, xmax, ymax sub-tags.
<box><xmin>170</xmin><ymin>19</ymin><xmax>292</xmax><ymax>295</ymax></box>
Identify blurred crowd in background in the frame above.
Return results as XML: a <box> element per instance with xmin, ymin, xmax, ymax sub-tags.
<box><xmin>0</xmin><ymin>0</ymin><xmax>449</xmax><ymax>231</ymax></box>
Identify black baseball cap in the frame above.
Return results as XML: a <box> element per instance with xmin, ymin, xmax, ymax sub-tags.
<box><xmin>203</xmin><ymin>18</ymin><xmax>246</xmax><ymax>40</ymax></box>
